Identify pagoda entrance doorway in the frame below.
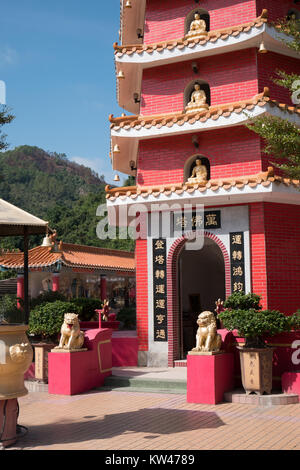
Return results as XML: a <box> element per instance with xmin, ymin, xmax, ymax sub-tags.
<box><xmin>177</xmin><ymin>237</ymin><xmax>225</xmax><ymax>359</ymax></box>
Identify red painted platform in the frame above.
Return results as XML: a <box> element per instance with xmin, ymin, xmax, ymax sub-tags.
<box><xmin>112</xmin><ymin>331</ymin><xmax>138</xmax><ymax>367</ymax></box>
<box><xmin>282</xmin><ymin>371</ymin><xmax>300</xmax><ymax>396</ymax></box>
<box><xmin>48</xmin><ymin>328</ymin><xmax>112</xmax><ymax>396</ymax></box>
<box><xmin>187</xmin><ymin>352</ymin><xmax>234</xmax><ymax>405</ymax></box>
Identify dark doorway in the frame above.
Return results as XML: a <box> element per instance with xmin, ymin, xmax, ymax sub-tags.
<box><xmin>178</xmin><ymin>237</ymin><xmax>225</xmax><ymax>358</ymax></box>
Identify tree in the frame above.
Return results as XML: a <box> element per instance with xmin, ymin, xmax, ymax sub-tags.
<box><xmin>246</xmin><ymin>17</ymin><xmax>300</xmax><ymax>179</ymax></box>
<box><xmin>0</xmin><ymin>105</ymin><xmax>14</xmax><ymax>151</ymax></box>
<box><xmin>123</xmin><ymin>175</ymin><xmax>136</xmax><ymax>187</ymax></box>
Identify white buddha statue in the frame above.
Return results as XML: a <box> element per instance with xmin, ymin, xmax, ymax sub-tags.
<box><xmin>186</xmin><ymin>13</ymin><xmax>207</xmax><ymax>39</ymax></box>
<box><xmin>185</xmin><ymin>84</ymin><xmax>209</xmax><ymax>114</ymax></box>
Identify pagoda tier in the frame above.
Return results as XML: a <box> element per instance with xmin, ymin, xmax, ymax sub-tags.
<box><xmin>111</xmin><ymin>1</ymin><xmax>300</xmax><ymax>368</ymax></box>
<box><xmin>105</xmin><ymin>167</ymin><xmax>300</xmax><ymax>222</ymax></box>
<box><xmin>109</xmin><ymin>89</ymin><xmax>300</xmax><ymax>176</ymax></box>
<box><xmin>119</xmin><ymin>1</ymin><xmax>300</xmax><ymax>47</ymax></box>
<box><xmin>116</xmin><ymin>9</ymin><xmax>300</xmax><ymax>113</ymax></box>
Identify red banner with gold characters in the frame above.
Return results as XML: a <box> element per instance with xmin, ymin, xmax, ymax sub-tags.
<box><xmin>153</xmin><ymin>238</ymin><xmax>168</xmax><ymax>342</ymax></box>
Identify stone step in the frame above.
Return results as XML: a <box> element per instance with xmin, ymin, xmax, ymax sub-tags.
<box><xmin>103</xmin><ymin>375</ymin><xmax>187</xmax><ymax>394</ymax></box>
<box><xmin>174</xmin><ymin>360</ymin><xmax>187</xmax><ymax>367</ymax></box>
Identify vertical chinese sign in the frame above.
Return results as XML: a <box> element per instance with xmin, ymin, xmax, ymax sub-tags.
<box><xmin>153</xmin><ymin>239</ymin><xmax>168</xmax><ymax>342</ymax></box>
<box><xmin>230</xmin><ymin>232</ymin><xmax>245</xmax><ymax>294</ymax></box>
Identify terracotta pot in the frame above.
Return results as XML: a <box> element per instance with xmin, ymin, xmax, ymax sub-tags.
<box><xmin>237</xmin><ymin>346</ymin><xmax>274</xmax><ymax>395</ymax></box>
<box><xmin>0</xmin><ymin>325</ymin><xmax>33</xmax><ymax>399</ymax></box>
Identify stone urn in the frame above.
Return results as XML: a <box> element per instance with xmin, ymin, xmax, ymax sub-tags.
<box><xmin>0</xmin><ymin>325</ymin><xmax>33</xmax><ymax>399</ymax></box>
<box><xmin>237</xmin><ymin>346</ymin><xmax>274</xmax><ymax>395</ymax></box>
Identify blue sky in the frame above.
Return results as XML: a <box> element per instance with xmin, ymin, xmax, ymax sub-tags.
<box><xmin>0</xmin><ymin>0</ymin><xmax>124</xmax><ymax>184</ymax></box>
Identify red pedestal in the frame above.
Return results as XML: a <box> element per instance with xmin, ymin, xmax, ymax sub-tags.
<box><xmin>187</xmin><ymin>353</ymin><xmax>234</xmax><ymax>405</ymax></box>
<box><xmin>0</xmin><ymin>399</ymin><xmax>18</xmax><ymax>448</ymax></box>
<box><xmin>48</xmin><ymin>328</ymin><xmax>112</xmax><ymax>395</ymax></box>
<box><xmin>282</xmin><ymin>371</ymin><xmax>300</xmax><ymax>397</ymax></box>
<box><xmin>112</xmin><ymin>331</ymin><xmax>138</xmax><ymax>367</ymax></box>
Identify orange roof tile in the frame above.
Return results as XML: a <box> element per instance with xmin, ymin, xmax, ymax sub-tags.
<box><xmin>109</xmin><ymin>89</ymin><xmax>300</xmax><ymax>132</ymax></box>
<box><xmin>0</xmin><ymin>243</ymin><xmax>135</xmax><ymax>272</ymax></box>
<box><xmin>114</xmin><ymin>10</ymin><xmax>269</xmax><ymax>56</ymax></box>
<box><xmin>105</xmin><ymin>167</ymin><xmax>300</xmax><ymax>200</ymax></box>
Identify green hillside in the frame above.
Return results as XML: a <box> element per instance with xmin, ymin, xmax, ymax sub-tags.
<box><xmin>0</xmin><ymin>145</ymin><xmax>134</xmax><ymax>251</ymax></box>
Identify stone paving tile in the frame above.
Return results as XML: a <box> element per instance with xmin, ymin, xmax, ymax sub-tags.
<box><xmin>6</xmin><ymin>390</ymin><xmax>300</xmax><ymax>450</ymax></box>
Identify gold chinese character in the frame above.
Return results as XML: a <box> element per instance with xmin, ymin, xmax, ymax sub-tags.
<box><xmin>156</xmin><ymin>299</ymin><xmax>166</xmax><ymax>309</ymax></box>
<box><xmin>155</xmin><ymin>240</ymin><xmax>165</xmax><ymax>250</ymax></box>
<box><xmin>232</xmin><ymin>250</ymin><xmax>243</xmax><ymax>261</ymax></box>
<box><xmin>155</xmin><ymin>255</ymin><xmax>165</xmax><ymax>265</ymax></box>
<box><xmin>156</xmin><ymin>329</ymin><xmax>166</xmax><ymax>340</ymax></box>
<box><xmin>155</xmin><ymin>284</ymin><xmax>165</xmax><ymax>294</ymax></box>
<box><xmin>192</xmin><ymin>215</ymin><xmax>203</xmax><ymax>228</ymax></box>
<box><xmin>232</xmin><ymin>234</ymin><xmax>242</xmax><ymax>245</ymax></box>
<box><xmin>233</xmin><ymin>282</ymin><xmax>244</xmax><ymax>292</ymax></box>
<box><xmin>205</xmin><ymin>213</ymin><xmax>218</xmax><ymax>226</ymax></box>
<box><xmin>156</xmin><ymin>314</ymin><xmax>165</xmax><ymax>325</ymax></box>
<box><xmin>233</xmin><ymin>266</ymin><xmax>243</xmax><ymax>276</ymax></box>
<box><xmin>155</xmin><ymin>270</ymin><xmax>165</xmax><ymax>280</ymax></box>
<box><xmin>176</xmin><ymin>216</ymin><xmax>187</xmax><ymax>228</ymax></box>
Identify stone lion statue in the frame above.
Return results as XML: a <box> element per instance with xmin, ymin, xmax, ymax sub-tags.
<box><xmin>55</xmin><ymin>313</ymin><xmax>85</xmax><ymax>350</ymax></box>
<box><xmin>192</xmin><ymin>311</ymin><xmax>222</xmax><ymax>353</ymax></box>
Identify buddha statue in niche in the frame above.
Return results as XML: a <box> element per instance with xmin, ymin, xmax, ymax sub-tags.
<box><xmin>188</xmin><ymin>158</ymin><xmax>208</xmax><ymax>184</ymax></box>
<box><xmin>185</xmin><ymin>84</ymin><xmax>209</xmax><ymax>114</ymax></box>
<box><xmin>186</xmin><ymin>13</ymin><xmax>207</xmax><ymax>39</ymax></box>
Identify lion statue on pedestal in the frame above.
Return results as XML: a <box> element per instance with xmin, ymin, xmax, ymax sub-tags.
<box><xmin>55</xmin><ymin>313</ymin><xmax>85</xmax><ymax>350</ymax></box>
<box><xmin>192</xmin><ymin>311</ymin><xmax>222</xmax><ymax>353</ymax></box>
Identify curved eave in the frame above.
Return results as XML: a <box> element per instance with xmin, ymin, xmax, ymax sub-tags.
<box><xmin>110</xmin><ymin>101</ymin><xmax>300</xmax><ymax>175</ymax></box>
<box><xmin>0</xmin><ymin>259</ymin><xmax>60</xmax><ymax>270</ymax></box>
<box><xmin>106</xmin><ymin>179</ymin><xmax>300</xmax><ymax>228</ymax></box>
<box><xmin>120</xmin><ymin>0</ymin><xmax>146</xmax><ymax>46</ymax></box>
<box><xmin>61</xmin><ymin>261</ymin><xmax>135</xmax><ymax>272</ymax></box>
<box><xmin>115</xmin><ymin>24</ymin><xmax>300</xmax><ymax>113</ymax></box>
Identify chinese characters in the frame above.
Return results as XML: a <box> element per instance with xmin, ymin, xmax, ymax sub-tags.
<box><xmin>230</xmin><ymin>232</ymin><xmax>245</xmax><ymax>294</ymax></box>
<box><xmin>153</xmin><ymin>239</ymin><xmax>168</xmax><ymax>342</ymax></box>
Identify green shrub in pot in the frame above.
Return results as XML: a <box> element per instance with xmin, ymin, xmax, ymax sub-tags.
<box><xmin>29</xmin><ymin>300</ymin><xmax>82</xmax><ymax>342</ymax></box>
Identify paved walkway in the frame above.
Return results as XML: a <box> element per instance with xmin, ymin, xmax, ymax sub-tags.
<box><xmin>7</xmin><ymin>389</ymin><xmax>300</xmax><ymax>450</ymax></box>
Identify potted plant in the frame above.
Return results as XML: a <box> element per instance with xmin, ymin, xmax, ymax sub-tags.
<box><xmin>28</xmin><ymin>300</ymin><xmax>82</xmax><ymax>383</ymax></box>
<box><xmin>219</xmin><ymin>299</ymin><xmax>300</xmax><ymax>395</ymax></box>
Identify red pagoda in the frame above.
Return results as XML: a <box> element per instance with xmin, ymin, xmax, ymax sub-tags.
<box><xmin>107</xmin><ymin>1</ymin><xmax>300</xmax><ymax>367</ymax></box>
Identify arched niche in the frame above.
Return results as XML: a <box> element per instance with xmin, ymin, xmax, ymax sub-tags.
<box><xmin>184</xmin><ymin>154</ymin><xmax>211</xmax><ymax>182</ymax></box>
<box><xmin>184</xmin><ymin>8</ymin><xmax>210</xmax><ymax>35</ymax></box>
<box><xmin>184</xmin><ymin>79</ymin><xmax>211</xmax><ymax>109</ymax></box>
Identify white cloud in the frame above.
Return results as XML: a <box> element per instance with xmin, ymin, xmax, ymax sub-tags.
<box><xmin>0</xmin><ymin>46</ymin><xmax>18</xmax><ymax>66</ymax></box>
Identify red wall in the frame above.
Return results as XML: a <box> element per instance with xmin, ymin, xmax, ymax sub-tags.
<box><xmin>249</xmin><ymin>202</ymin><xmax>300</xmax><ymax>314</ymax></box>
<box><xmin>135</xmin><ymin>239</ymin><xmax>149</xmax><ymax>351</ymax></box>
<box><xmin>137</xmin><ymin>127</ymin><xmax>262</xmax><ymax>186</ymax></box>
<box><xmin>256</xmin><ymin>0</ymin><xmax>300</xmax><ymax>22</ymax></box>
<box><xmin>144</xmin><ymin>0</ymin><xmax>257</xmax><ymax>44</ymax></box>
<box><xmin>141</xmin><ymin>49</ymin><xmax>258</xmax><ymax>116</ymax></box>
<box><xmin>249</xmin><ymin>202</ymin><xmax>268</xmax><ymax>309</ymax></box>
<box><xmin>264</xmin><ymin>202</ymin><xmax>300</xmax><ymax>314</ymax></box>
<box><xmin>258</xmin><ymin>52</ymin><xmax>300</xmax><ymax>106</ymax></box>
